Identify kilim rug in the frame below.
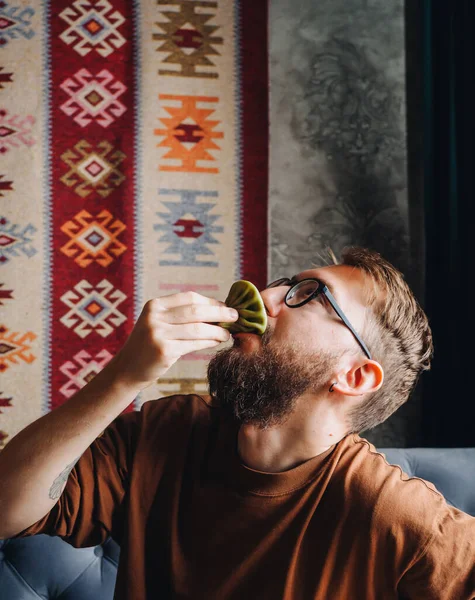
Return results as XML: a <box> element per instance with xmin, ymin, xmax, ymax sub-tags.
<box><xmin>0</xmin><ymin>0</ymin><xmax>268</xmax><ymax>448</ymax></box>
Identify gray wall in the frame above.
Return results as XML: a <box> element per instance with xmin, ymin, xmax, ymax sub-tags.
<box><xmin>269</xmin><ymin>0</ymin><xmax>423</xmax><ymax>447</ymax></box>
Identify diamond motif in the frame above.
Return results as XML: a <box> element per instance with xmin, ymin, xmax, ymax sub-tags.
<box><xmin>59</xmin><ymin>349</ymin><xmax>113</xmax><ymax>398</ymax></box>
<box><xmin>0</xmin><ymin>174</ymin><xmax>13</xmax><ymax>197</ymax></box>
<box><xmin>60</xmin><ymin>68</ymin><xmax>127</xmax><ymax>127</ymax></box>
<box><xmin>0</xmin><ymin>217</ymin><xmax>37</xmax><ymax>265</ymax></box>
<box><xmin>0</xmin><ymin>392</ymin><xmax>12</xmax><ymax>414</ymax></box>
<box><xmin>0</xmin><ymin>2</ymin><xmax>35</xmax><ymax>47</ymax></box>
<box><xmin>84</xmin><ymin>299</ymin><xmax>104</xmax><ymax>317</ymax></box>
<box><xmin>174</xmin><ymin>121</ymin><xmax>203</xmax><ymax>146</ymax></box>
<box><xmin>83</xmin><ymin>158</ymin><xmax>107</xmax><ymax>178</ymax></box>
<box><xmin>60</xmin><ymin>140</ymin><xmax>125</xmax><ymax>198</ymax></box>
<box><xmin>153</xmin><ymin>0</ymin><xmax>223</xmax><ymax>78</ymax></box>
<box><xmin>174</xmin><ymin>26</ymin><xmax>203</xmax><ymax>51</ymax></box>
<box><xmin>155</xmin><ymin>95</ymin><xmax>223</xmax><ymax>173</ymax></box>
<box><xmin>173</xmin><ymin>216</ymin><xmax>204</xmax><ymax>238</ymax></box>
<box><xmin>154</xmin><ymin>188</ymin><xmax>223</xmax><ymax>267</ymax></box>
<box><xmin>0</xmin><ymin>342</ymin><xmax>15</xmax><ymax>354</ymax></box>
<box><xmin>83</xmin><ymin>16</ymin><xmax>104</xmax><ymax>36</ymax></box>
<box><xmin>0</xmin><ymin>282</ymin><xmax>13</xmax><ymax>305</ymax></box>
<box><xmin>0</xmin><ymin>16</ymin><xmax>13</xmax><ymax>28</ymax></box>
<box><xmin>85</xmin><ymin>230</ymin><xmax>105</xmax><ymax>247</ymax></box>
<box><xmin>0</xmin><ymin>233</ymin><xmax>14</xmax><ymax>247</ymax></box>
<box><xmin>0</xmin><ymin>325</ymin><xmax>36</xmax><ymax>372</ymax></box>
<box><xmin>84</xmin><ymin>90</ymin><xmax>103</xmax><ymax>106</ymax></box>
<box><xmin>60</xmin><ymin>209</ymin><xmax>126</xmax><ymax>267</ymax></box>
<box><xmin>0</xmin><ymin>109</ymin><xmax>35</xmax><ymax>154</ymax></box>
<box><xmin>60</xmin><ymin>279</ymin><xmax>127</xmax><ymax>338</ymax></box>
<box><xmin>0</xmin><ymin>67</ymin><xmax>13</xmax><ymax>90</ymax></box>
<box><xmin>59</xmin><ymin>0</ymin><xmax>126</xmax><ymax>57</ymax></box>
<box><xmin>0</xmin><ymin>126</ymin><xmax>13</xmax><ymax>137</ymax></box>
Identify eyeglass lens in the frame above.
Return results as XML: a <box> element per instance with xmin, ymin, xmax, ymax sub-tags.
<box><xmin>286</xmin><ymin>280</ymin><xmax>320</xmax><ymax>306</ymax></box>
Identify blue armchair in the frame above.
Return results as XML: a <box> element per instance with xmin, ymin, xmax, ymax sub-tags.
<box><xmin>1</xmin><ymin>447</ymin><xmax>474</xmax><ymax>599</ymax></box>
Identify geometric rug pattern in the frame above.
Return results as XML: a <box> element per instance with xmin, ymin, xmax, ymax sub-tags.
<box><xmin>0</xmin><ymin>0</ymin><xmax>268</xmax><ymax>448</ymax></box>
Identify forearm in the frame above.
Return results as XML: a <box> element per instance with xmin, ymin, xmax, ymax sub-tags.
<box><xmin>0</xmin><ymin>358</ymin><xmax>141</xmax><ymax>539</ymax></box>
<box><xmin>0</xmin><ymin>290</ymin><xmax>236</xmax><ymax>539</ymax></box>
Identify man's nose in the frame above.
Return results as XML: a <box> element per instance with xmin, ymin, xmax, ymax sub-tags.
<box><xmin>260</xmin><ymin>285</ymin><xmax>286</xmax><ymax>318</ymax></box>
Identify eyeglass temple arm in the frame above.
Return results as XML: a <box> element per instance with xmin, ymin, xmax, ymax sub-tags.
<box><xmin>322</xmin><ymin>288</ymin><xmax>372</xmax><ymax>360</ymax></box>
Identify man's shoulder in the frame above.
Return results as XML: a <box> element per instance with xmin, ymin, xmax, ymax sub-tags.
<box><xmin>346</xmin><ymin>435</ymin><xmax>442</xmax><ymax>493</ymax></box>
<box><xmin>339</xmin><ymin>435</ymin><xmax>447</xmax><ymax>530</ymax></box>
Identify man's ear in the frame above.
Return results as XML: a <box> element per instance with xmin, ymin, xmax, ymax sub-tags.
<box><xmin>331</xmin><ymin>360</ymin><xmax>384</xmax><ymax>397</ymax></box>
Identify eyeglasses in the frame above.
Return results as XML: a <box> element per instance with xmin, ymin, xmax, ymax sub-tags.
<box><xmin>266</xmin><ymin>278</ymin><xmax>372</xmax><ymax>360</ymax></box>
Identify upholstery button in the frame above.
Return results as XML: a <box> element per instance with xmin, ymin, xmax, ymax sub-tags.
<box><xmin>94</xmin><ymin>546</ymin><xmax>103</xmax><ymax>557</ymax></box>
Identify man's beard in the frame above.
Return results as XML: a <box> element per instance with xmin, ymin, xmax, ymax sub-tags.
<box><xmin>207</xmin><ymin>330</ymin><xmax>339</xmax><ymax>429</ymax></box>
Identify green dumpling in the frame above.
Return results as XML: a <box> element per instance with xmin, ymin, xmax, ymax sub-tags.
<box><xmin>221</xmin><ymin>280</ymin><xmax>267</xmax><ymax>335</ymax></box>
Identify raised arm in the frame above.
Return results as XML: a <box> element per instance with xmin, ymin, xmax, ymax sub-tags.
<box><xmin>0</xmin><ymin>292</ymin><xmax>237</xmax><ymax>539</ymax></box>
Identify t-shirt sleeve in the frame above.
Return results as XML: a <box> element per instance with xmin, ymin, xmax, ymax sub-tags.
<box><xmin>13</xmin><ymin>408</ymin><xmax>141</xmax><ymax>548</ymax></box>
<box><xmin>398</xmin><ymin>503</ymin><xmax>475</xmax><ymax>599</ymax></box>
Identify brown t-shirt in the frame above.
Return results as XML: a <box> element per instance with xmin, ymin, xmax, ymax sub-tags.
<box><xmin>18</xmin><ymin>394</ymin><xmax>475</xmax><ymax>599</ymax></box>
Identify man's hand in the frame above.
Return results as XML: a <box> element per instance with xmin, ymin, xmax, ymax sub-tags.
<box><xmin>108</xmin><ymin>292</ymin><xmax>239</xmax><ymax>390</ymax></box>
<box><xmin>0</xmin><ymin>292</ymin><xmax>238</xmax><ymax>539</ymax></box>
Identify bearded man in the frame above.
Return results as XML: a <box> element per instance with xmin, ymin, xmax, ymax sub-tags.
<box><xmin>0</xmin><ymin>247</ymin><xmax>474</xmax><ymax>599</ymax></box>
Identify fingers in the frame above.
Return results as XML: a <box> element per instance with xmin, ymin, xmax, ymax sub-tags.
<box><xmin>165</xmin><ymin>322</ymin><xmax>231</xmax><ymax>342</ymax></box>
<box><xmin>115</xmin><ymin>292</ymin><xmax>235</xmax><ymax>388</ymax></box>
<box><xmin>150</xmin><ymin>291</ymin><xmax>225</xmax><ymax>311</ymax></box>
<box><xmin>160</xmin><ymin>303</ymin><xmax>238</xmax><ymax>325</ymax></box>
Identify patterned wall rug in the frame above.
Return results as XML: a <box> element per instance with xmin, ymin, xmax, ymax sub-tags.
<box><xmin>0</xmin><ymin>0</ymin><xmax>268</xmax><ymax>448</ymax></box>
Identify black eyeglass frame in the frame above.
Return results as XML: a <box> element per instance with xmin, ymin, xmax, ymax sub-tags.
<box><xmin>267</xmin><ymin>278</ymin><xmax>372</xmax><ymax>360</ymax></box>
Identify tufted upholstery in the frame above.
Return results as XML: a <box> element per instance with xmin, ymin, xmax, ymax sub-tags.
<box><xmin>0</xmin><ymin>535</ymin><xmax>119</xmax><ymax>600</ymax></box>
<box><xmin>1</xmin><ymin>447</ymin><xmax>474</xmax><ymax>599</ymax></box>
<box><xmin>379</xmin><ymin>447</ymin><xmax>475</xmax><ymax>516</ymax></box>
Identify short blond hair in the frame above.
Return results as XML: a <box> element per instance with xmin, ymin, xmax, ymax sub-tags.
<box><xmin>337</xmin><ymin>247</ymin><xmax>433</xmax><ymax>433</ymax></box>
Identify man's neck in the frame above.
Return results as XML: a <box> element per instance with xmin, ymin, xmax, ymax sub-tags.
<box><xmin>236</xmin><ymin>398</ymin><xmax>349</xmax><ymax>473</ymax></box>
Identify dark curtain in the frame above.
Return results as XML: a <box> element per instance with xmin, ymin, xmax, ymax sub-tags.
<box><xmin>413</xmin><ymin>0</ymin><xmax>475</xmax><ymax>447</ymax></box>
